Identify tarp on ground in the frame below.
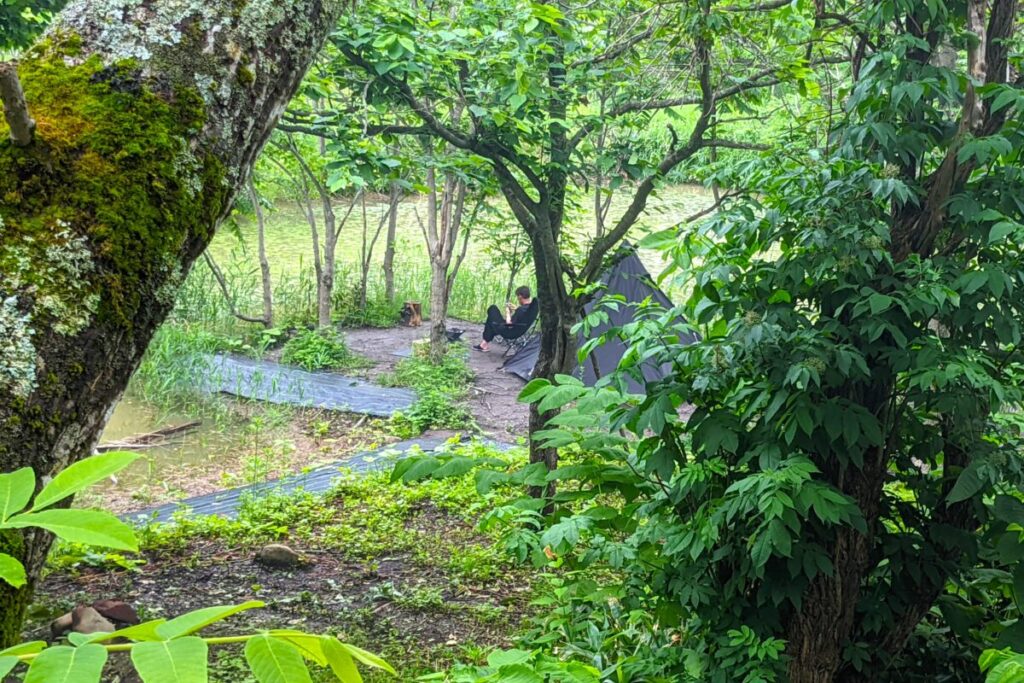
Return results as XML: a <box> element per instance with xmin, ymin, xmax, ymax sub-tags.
<box><xmin>124</xmin><ymin>436</ymin><xmax>516</xmax><ymax>523</ymax></box>
<box><xmin>197</xmin><ymin>354</ymin><xmax>417</xmax><ymax>417</ymax></box>
<box><xmin>501</xmin><ymin>246</ymin><xmax>699</xmax><ymax>391</ymax></box>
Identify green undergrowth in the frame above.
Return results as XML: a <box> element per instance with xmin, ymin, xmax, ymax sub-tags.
<box><xmin>135</xmin><ymin>440</ymin><xmax>515</xmax><ymax>559</ymax></box>
<box><xmin>113</xmin><ymin>441</ymin><xmax>533</xmax><ymax>680</ymax></box>
<box><xmin>280</xmin><ymin>328</ymin><xmax>373</xmax><ymax>372</ymax></box>
<box><xmin>380</xmin><ymin>347</ymin><xmax>476</xmax><ymax>436</ymax></box>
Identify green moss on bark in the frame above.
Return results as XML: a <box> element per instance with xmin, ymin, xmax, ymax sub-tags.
<box><xmin>0</xmin><ymin>36</ymin><xmax>229</xmax><ymax>337</ymax></box>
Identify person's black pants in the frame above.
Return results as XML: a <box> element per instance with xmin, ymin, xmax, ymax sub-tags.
<box><xmin>483</xmin><ymin>305</ymin><xmax>514</xmax><ymax>342</ymax></box>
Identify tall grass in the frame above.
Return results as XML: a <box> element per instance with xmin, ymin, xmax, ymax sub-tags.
<box><xmin>173</xmin><ymin>253</ymin><xmax>517</xmax><ymax>339</ymax></box>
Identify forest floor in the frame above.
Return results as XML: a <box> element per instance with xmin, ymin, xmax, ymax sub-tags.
<box><xmin>26</xmin><ymin>318</ymin><xmax>543</xmax><ymax>682</ymax></box>
<box><xmin>28</xmin><ymin>445</ymin><xmax>535</xmax><ymax>682</ymax></box>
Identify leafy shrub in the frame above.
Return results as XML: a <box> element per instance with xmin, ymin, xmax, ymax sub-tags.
<box><xmin>280</xmin><ymin>329</ymin><xmax>371</xmax><ymax>371</ymax></box>
<box><xmin>381</xmin><ymin>349</ymin><xmax>475</xmax><ymax>434</ymax></box>
<box><xmin>333</xmin><ymin>286</ymin><xmax>400</xmax><ymax>328</ymax></box>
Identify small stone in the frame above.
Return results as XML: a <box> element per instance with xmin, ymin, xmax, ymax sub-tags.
<box><xmin>70</xmin><ymin>606</ymin><xmax>114</xmax><ymax>635</ymax></box>
<box><xmin>50</xmin><ymin>612</ymin><xmax>73</xmax><ymax>639</ymax></box>
<box><xmin>256</xmin><ymin>544</ymin><xmax>305</xmax><ymax>568</ymax></box>
<box><xmin>92</xmin><ymin>599</ymin><xmax>140</xmax><ymax>625</ymax></box>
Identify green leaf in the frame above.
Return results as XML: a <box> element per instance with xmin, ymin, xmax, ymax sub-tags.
<box><xmin>0</xmin><ymin>657</ymin><xmax>18</xmax><ymax>679</ymax></box>
<box><xmin>24</xmin><ymin>644</ymin><xmax>107</xmax><ymax>683</ymax></box>
<box><xmin>537</xmin><ymin>384</ymin><xmax>585</xmax><ymax>413</ymax></box>
<box><xmin>492</xmin><ymin>664</ymin><xmax>543</xmax><ymax>682</ymax></box>
<box><xmin>321</xmin><ymin>637</ymin><xmax>362</xmax><ymax>683</ymax></box>
<box><xmin>85</xmin><ymin>619</ymin><xmax>167</xmax><ymax>644</ymax></box>
<box><xmin>947</xmin><ymin>461</ymin><xmax>986</xmax><ymax>505</ymax></box>
<box><xmin>266</xmin><ymin>631</ymin><xmax>328</xmax><ymax>666</ymax></box>
<box><xmin>0</xmin><ymin>642</ymin><xmax>46</xmax><ymax>657</ymax></box>
<box><xmin>868</xmin><ymin>293</ymin><xmax>893</xmax><ymax>315</ymax></box>
<box><xmin>130</xmin><ymin>637</ymin><xmax>208</xmax><ymax>683</ymax></box>
<box><xmin>475</xmin><ymin>469</ymin><xmax>509</xmax><ymax>494</ymax></box>
<box><xmin>988</xmin><ymin>222</ymin><xmax>1018</xmax><ymax>245</ymax></box>
<box><xmin>517</xmin><ymin>379</ymin><xmax>550</xmax><ymax>403</ymax></box>
<box><xmin>994</xmin><ymin>496</ymin><xmax>1024</xmax><ymax>526</ymax></box>
<box><xmin>0</xmin><ymin>553</ymin><xmax>27</xmax><ymax>588</ymax></box>
<box><xmin>487</xmin><ymin>649</ymin><xmax>532</xmax><ymax>668</ymax></box>
<box><xmin>0</xmin><ymin>468</ymin><xmax>34</xmax><ymax>522</ymax></box>
<box><xmin>244</xmin><ymin>635</ymin><xmax>313</xmax><ymax>683</ymax></box>
<box><xmin>337</xmin><ymin>643</ymin><xmax>396</xmax><ymax>674</ymax></box>
<box><xmin>1014</xmin><ymin>564</ymin><xmax>1024</xmax><ymax>613</ymax></box>
<box><xmin>32</xmin><ymin>451</ymin><xmax>139</xmax><ymax>511</ymax></box>
<box><xmin>2</xmin><ymin>509</ymin><xmax>137</xmax><ymax>551</ymax></box>
<box><xmin>155</xmin><ymin>601</ymin><xmax>265</xmax><ymax>640</ymax></box>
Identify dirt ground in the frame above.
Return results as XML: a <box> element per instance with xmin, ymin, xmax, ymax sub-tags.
<box><xmin>26</xmin><ymin>500</ymin><xmax>531</xmax><ymax>682</ymax></box>
<box><xmin>344</xmin><ymin>318</ymin><xmax>530</xmax><ymax>443</ymax></box>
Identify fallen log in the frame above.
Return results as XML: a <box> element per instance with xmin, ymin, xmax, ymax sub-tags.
<box><xmin>96</xmin><ymin>420</ymin><xmax>202</xmax><ymax>452</ymax></box>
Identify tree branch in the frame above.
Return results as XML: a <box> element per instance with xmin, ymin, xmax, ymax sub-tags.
<box><xmin>0</xmin><ymin>63</ymin><xmax>35</xmax><ymax>147</ymax></box>
<box><xmin>579</xmin><ymin>27</ymin><xmax>717</xmax><ymax>285</ymax></box>
<box><xmin>202</xmin><ymin>253</ymin><xmax>267</xmax><ymax>324</ymax></box>
<box><xmin>276</xmin><ymin>122</ymin><xmax>430</xmax><ymax>138</ymax></box>
<box><xmin>720</xmin><ymin>0</ymin><xmax>792</xmax><ymax>12</ymax></box>
<box><xmin>706</xmin><ymin>139</ymin><xmax>770</xmax><ymax>151</ymax></box>
<box><xmin>338</xmin><ymin>44</ymin><xmax>547</xmax><ymax>202</ymax></box>
<box><xmin>569</xmin><ymin>22</ymin><xmax>658</xmax><ymax>68</ymax></box>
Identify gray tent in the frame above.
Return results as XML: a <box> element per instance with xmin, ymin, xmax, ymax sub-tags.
<box><xmin>501</xmin><ymin>247</ymin><xmax>699</xmax><ymax>390</ymax></box>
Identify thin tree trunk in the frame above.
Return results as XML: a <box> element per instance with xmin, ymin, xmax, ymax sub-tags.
<box><xmin>383</xmin><ymin>181</ymin><xmax>400</xmax><ymax>301</ymax></box>
<box><xmin>203</xmin><ymin>253</ymin><xmax>267</xmax><ymax>324</ymax></box>
<box><xmin>359</xmin><ymin>195</ymin><xmax>370</xmax><ymax>309</ymax></box>
<box><xmin>0</xmin><ymin>0</ymin><xmax>342</xmax><ymax>646</ymax></box>
<box><xmin>249</xmin><ymin>179</ymin><xmax>274</xmax><ymax>327</ymax></box>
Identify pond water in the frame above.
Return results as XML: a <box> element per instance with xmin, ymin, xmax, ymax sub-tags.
<box><xmin>206</xmin><ymin>183</ymin><xmax>715</xmax><ymax>277</ymax></box>
<box><xmin>97</xmin><ymin>395</ymin><xmax>238</xmax><ymax>493</ymax></box>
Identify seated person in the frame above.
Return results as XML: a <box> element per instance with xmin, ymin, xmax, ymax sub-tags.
<box><xmin>474</xmin><ymin>286</ymin><xmax>537</xmax><ymax>352</ymax></box>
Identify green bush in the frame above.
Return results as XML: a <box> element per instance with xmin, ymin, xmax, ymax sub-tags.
<box><xmin>333</xmin><ymin>287</ymin><xmax>400</xmax><ymax>328</ymax></box>
<box><xmin>381</xmin><ymin>348</ymin><xmax>475</xmax><ymax>434</ymax></box>
<box><xmin>280</xmin><ymin>329</ymin><xmax>371</xmax><ymax>372</ymax></box>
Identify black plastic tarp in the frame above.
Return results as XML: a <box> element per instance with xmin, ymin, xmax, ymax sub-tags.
<box><xmin>501</xmin><ymin>247</ymin><xmax>699</xmax><ymax>391</ymax></box>
<box><xmin>198</xmin><ymin>354</ymin><xmax>417</xmax><ymax>417</ymax></box>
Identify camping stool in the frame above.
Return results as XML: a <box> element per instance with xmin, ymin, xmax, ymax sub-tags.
<box><xmin>499</xmin><ymin>318</ymin><xmax>539</xmax><ymax>358</ymax></box>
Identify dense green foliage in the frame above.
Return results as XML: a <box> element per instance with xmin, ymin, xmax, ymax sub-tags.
<box><xmin>0</xmin><ymin>0</ymin><xmax>65</xmax><ymax>51</ymax></box>
<box><xmin>388</xmin><ymin>1</ymin><xmax>1024</xmax><ymax>680</ymax></box>
<box><xmin>280</xmin><ymin>329</ymin><xmax>370</xmax><ymax>372</ymax></box>
<box><xmin>382</xmin><ymin>349</ymin><xmax>475</xmax><ymax>435</ymax></box>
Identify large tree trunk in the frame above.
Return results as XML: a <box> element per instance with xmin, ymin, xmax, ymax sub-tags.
<box><xmin>525</xmin><ymin>215</ymin><xmax>577</xmax><ymax>499</ymax></box>
<box><xmin>0</xmin><ymin>0</ymin><xmax>342</xmax><ymax>646</ymax></box>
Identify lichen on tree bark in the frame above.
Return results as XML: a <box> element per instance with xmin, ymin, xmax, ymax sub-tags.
<box><xmin>0</xmin><ymin>0</ymin><xmax>345</xmax><ymax>647</ymax></box>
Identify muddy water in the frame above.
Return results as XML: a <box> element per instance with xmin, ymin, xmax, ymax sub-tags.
<box><xmin>98</xmin><ymin>395</ymin><xmax>238</xmax><ymax>491</ymax></box>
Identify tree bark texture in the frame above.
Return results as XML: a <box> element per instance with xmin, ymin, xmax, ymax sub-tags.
<box><xmin>0</xmin><ymin>63</ymin><xmax>35</xmax><ymax>146</ymax></box>
<box><xmin>419</xmin><ymin>166</ymin><xmax>467</xmax><ymax>362</ymax></box>
<box><xmin>0</xmin><ymin>0</ymin><xmax>343</xmax><ymax>646</ymax></box>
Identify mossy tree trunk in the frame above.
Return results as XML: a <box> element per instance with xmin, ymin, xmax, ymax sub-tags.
<box><xmin>0</xmin><ymin>0</ymin><xmax>344</xmax><ymax>647</ymax></box>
